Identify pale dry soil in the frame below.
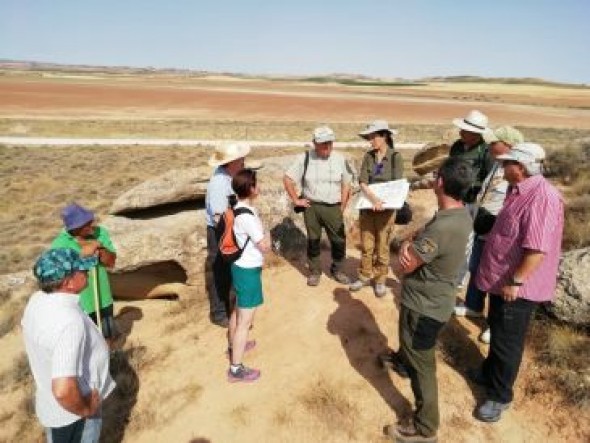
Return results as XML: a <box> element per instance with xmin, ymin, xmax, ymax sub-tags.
<box><xmin>1</xmin><ymin>190</ymin><xmax>587</xmax><ymax>443</ymax></box>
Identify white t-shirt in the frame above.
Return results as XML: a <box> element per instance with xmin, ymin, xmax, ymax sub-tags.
<box><xmin>233</xmin><ymin>201</ymin><xmax>265</xmax><ymax>268</ymax></box>
<box><xmin>21</xmin><ymin>291</ymin><xmax>116</xmax><ymax>427</ymax></box>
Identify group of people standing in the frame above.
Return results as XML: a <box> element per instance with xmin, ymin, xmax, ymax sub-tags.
<box><xmin>21</xmin><ymin>109</ymin><xmax>564</xmax><ymax>442</ymax></box>
<box><xmin>204</xmin><ymin>111</ymin><xmax>563</xmax><ymax>442</ymax></box>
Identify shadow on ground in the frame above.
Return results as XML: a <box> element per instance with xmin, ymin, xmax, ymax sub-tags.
<box><xmin>327</xmin><ymin>288</ymin><xmax>412</xmax><ymax>420</ymax></box>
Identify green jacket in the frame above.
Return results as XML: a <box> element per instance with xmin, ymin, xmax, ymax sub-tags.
<box><xmin>51</xmin><ymin>226</ymin><xmax>115</xmax><ymax>313</ymax></box>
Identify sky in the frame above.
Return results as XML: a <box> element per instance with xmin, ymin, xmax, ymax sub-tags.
<box><xmin>1</xmin><ymin>0</ymin><xmax>589</xmax><ymax>84</ymax></box>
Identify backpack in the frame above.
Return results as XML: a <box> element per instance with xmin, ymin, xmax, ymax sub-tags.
<box><xmin>216</xmin><ymin>206</ymin><xmax>254</xmax><ymax>263</ymax></box>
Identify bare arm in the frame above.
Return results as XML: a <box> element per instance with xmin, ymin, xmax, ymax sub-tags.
<box><xmin>501</xmin><ymin>249</ymin><xmax>545</xmax><ymax>302</ymax></box>
<box><xmin>256</xmin><ymin>232</ymin><xmax>272</xmax><ymax>254</ymax></box>
<box><xmin>52</xmin><ymin>377</ymin><xmax>100</xmax><ymax>418</ymax></box>
<box><xmin>283</xmin><ymin>175</ymin><xmax>310</xmax><ymax>208</ymax></box>
<box><xmin>340</xmin><ymin>182</ymin><xmax>351</xmax><ymax>211</ymax></box>
<box><xmin>359</xmin><ymin>182</ymin><xmax>384</xmax><ymax>211</ymax></box>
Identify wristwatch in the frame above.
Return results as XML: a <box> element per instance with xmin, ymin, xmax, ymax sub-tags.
<box><xmin>507</xmin><ymin>276</ymin><xmax>524</xmax><ymax>287</ymax></box>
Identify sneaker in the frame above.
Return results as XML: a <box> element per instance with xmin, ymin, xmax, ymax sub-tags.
<box><xmin>453</xmin><ymin>304</ymin><xmax>484</xmax><ymax>318</ymax></box>
<box><xmin>378</xmin><ymin>351</ymin><xmax>409</xmax><ymax>378</ymax></box>
<box><xmin>475</xmin><ymin>399</ymin><xmax>511</xmax><ymax>422</ymax></box>
<box><xmin>374</xmin><ymin>283</ymin><xmax>387</xmax><ymax>298</ymax></box>
<box><xmin>479</xmin><ymin>328</ymin><xmax>491</xmax><ymax>344</ymax></box>
<box><xmin>349</xmin><ymin>279</ymin><xmax>370</xmax><ymax>292</ymax></box>
<box><xmin>227</xmin><ymin>364</ymin><xmax>261</xmax><ymax>383</ymax></box>
<box><xmin>307</xmin><ymin>274</ymin><xmax>321</xmax><ymax>286</ymax></box>
<box><xmin>331</xmin><ymin>270</ymin><xmax>350</xmax><ymax>285</ymax></box>
<box><xmin>383</xmin><ymin>422</ymin><xmax>437</xmax><ymax>442</ymax></box>
<box><xmin>226</xmin><ymin>339</ymin><xmax>257</xmax><ymax>357</ymax></box>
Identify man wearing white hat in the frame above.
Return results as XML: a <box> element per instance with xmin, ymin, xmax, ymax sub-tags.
<box><xmin>450</xmin><ymin>110</ymin><xmax>494</xmax><ymax>204</ymax></box>
<box><xmin>471</xmin><ymin>143</ymin><xmax>563</xmax><ymax>423</ymax></box>
<box><xmin>205</xmin><ymin>142</ymin><xmax>252</xmax><ymax>327</ymax></box>
<box><xmin>283</xmin><ymin>126</ymin><xmax>353</xmax><ymax>286</ymax></box>
<box><xmin>450</xmin><ymin>110</ymin><xmax>495</xmax><ymax>290</ymax></box>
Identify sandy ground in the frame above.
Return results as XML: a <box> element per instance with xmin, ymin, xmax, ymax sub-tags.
<box><xmin>1</xmin><ymin>191</ymin><xmax>587</xmax><ymax>442</ymax></box>
<box><xmin>1</xmin><ymin>77</ymin><xmax>590</xmax><ymax>128</ymax></box>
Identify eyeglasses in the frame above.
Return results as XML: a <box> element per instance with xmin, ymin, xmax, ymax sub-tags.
<box><xmin>373</xmin><ymin>162</ymin><xmax>384</xmax><ymax>176</ymax></box>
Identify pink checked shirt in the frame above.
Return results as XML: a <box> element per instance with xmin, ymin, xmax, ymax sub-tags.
<box><xmin>476</xmin><ymin>174</ymin><xmax>564</xmax><ymax>302</ymax></box>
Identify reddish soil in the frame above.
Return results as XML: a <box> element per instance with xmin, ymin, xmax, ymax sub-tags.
<box><xmin>1</xmin><ymin>78</ymin><xmax>590</xmax><ymax>128</ymax></box>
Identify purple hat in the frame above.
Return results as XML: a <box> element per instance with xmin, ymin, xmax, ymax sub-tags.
<box><xmin>61</xmin><ymin>203</ymin><xmax>94</xmax><ymax>231</ymax></box>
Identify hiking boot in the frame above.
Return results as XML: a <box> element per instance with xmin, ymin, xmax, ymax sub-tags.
<box><xmin>453</xmin><ymin>303</ymin><xmax>484</xmax><ymax>318</ymax></box>
<box><xmin>349</xmin><ymin>278</ymin><xmax>371</xmax><ymax>292</ymax></box>
<box><xmin>307</xmin><ymin>274</ymin><xmax>321</xmax><ymax>286</ymax></box>
<box><xmin>384</xmin><ymin>422</ymin><xmax>437</xmax><ymax>442</ymax></box>
<box><xmin>227</xmin><ymin>364</ymin><xmax>261</xmax><ymax>383</ymax></box>
<box><xmin>374</xmin><ymin>283</ymin><xmax>387</xmax><ymax>298</ymax></box>
<box><xmin>479</xmin><ymin>327</ymin><xmax>491</xmax><ymax>344</ymax></box>
<box><xmin>330</xmin><ymin>270</ymin><xmax>350</xmax><ymax>285</ymax></box>
<box><xmin>466</xmin><ymin>367</ymin><xmax>489</xmax><ymax>387</ymax></box>
<box><xmin>475</xmin><ymin>399</ymin><xmax>511</xmax><ymax>422</ymax></box>
<box><xmin>226</xmin><ymin>340</ymin><xmax>257</xmax><ymax>358</ymax></box>
<box><xmin>378</xmin><ymin>351</ymin><xmax>409</xmax><ymax>378</ymax></box>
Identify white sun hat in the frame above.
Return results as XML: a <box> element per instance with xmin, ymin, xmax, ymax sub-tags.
<box><xmin>208</xmin><ymin>142</ymin><xmax>251</xmax><ymax>167</ymax></box>
<box><xmin>453</xmin><ymin>110</ymin><xmax>489</xmax><ymax>134</ymax></box>
<box><xmin>358</xmin><ymin>120</ymin><xmax>398</xmax><ymax>139</ymax></box>
<box><xmin>496</xmin><ymin>142</ymin><xmax>546</xmax><ymax>176</ymax></box>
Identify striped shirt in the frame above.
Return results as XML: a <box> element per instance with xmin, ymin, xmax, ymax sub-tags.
<box><xmin>21</xmin><ymin>291</ymin><xmax>115</xmax><ymax>427</ymax></box>
<box><xmin>475</xmin><ymin>175</ymin><xmax>564</xmax><ymax>302</ymax></box>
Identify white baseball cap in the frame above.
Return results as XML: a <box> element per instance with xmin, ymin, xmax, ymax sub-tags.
<box><xmin>313</xmin><ymin>126</ymin><xmax>336</xmax><ymax>143</ymax></box>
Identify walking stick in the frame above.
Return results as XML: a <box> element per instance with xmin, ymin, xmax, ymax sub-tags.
<box><xmin>91</xmin><ymin>266</ymin><xmax>103</xmax><ymax>335</ymax></box>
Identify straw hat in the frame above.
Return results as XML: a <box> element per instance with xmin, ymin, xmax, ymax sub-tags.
<box><xmin>208</xmin><ymin>142</ymin><xmax>251</xmax><ymax>167</ymax></box>
<box><xmin>412</xmin><ymin>143</ymin><xmax>451</xmax><ymax>176</ymax></box>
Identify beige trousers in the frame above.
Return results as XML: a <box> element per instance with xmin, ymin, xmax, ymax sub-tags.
<box><xmin>358</xmin><ymin>209</ymin><xmax>395</xmax><ymax>284</ymax></box>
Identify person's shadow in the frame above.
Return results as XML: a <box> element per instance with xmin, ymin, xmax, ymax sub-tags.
<box><xmin>437</xmin><ymin>316</ymin><xmax>487</xmax><ymax>402</ymax></box>
<box><xmin>101</xmin><ymin>346</ymin><xmax>140</xmax><ymax>442</ymax></box>
<box><xmin>327</xmin><ymin>288</ymin><xmax>412</xmax><ymax>419</ymax></box>
<box><xmin>270</xmin><ymin>216</ymin><xmax>308</xmax><ymax>276</ymax></box>
<box><xmin>112</xmin><ymin>306</ymin><xmax>143</xmax><ymax>350</ymax></box>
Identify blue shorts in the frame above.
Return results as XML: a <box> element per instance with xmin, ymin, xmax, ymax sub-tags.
<box><xmin>230</xmin><ymin>265</ymin><xmax>264</xmax><ymax>309</ymax></box>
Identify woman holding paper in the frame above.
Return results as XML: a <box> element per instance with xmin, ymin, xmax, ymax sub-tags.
<box><xmin>349</xmin><ymin>120</ymin><xmax>404</xmax><ymax>297</ymax></box>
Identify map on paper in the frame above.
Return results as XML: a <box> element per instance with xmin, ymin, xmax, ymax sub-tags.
<box><xmin>355</xmin><ymin>179</ymin><xmax>410</xmax><ymax>210</ymax></box>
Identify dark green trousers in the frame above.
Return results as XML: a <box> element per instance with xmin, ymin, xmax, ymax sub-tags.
<box><xmin>399</xmin><ymin>305</ymin><xmax>444</xmax><ymax>437</ymax></box>
<box><xmin>303</xmin><ymin>202</ymin><xmax>346</xmax><ymax>275</ymax></box>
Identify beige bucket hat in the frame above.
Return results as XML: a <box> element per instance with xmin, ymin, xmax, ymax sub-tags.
<box><xmin>208</xmin><ymin>142</ymin><xmax>251</xmax><ymax>167</ymax></box>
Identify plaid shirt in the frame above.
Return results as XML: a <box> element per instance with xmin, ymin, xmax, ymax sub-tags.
<box><xmin>475</xmin><ymin>175</ymin><xmax>564</xmax><ymax>302</ymax></box>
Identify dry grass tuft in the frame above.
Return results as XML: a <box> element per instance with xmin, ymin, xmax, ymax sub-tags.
<box><xmin>298</xmin><ymin>377</ymin><xmax>359</xmax><ymax>439</ymax></box>
<box><xmin>524</xmin><ymin>320</ymin><xmax>590</xmax><ymax>410</ymax></box>
<box><xmin>0</xmin><ymin>297</ymin><xmax>27</xmax><ymax>338</ymax></box>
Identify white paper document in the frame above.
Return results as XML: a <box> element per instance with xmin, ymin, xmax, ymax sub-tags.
<box><xmin>355</xmin><ymin>179</ymin><xmax>410</xmax><ymax>210</ymax></box>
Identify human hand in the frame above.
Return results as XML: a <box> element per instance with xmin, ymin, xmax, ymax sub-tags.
<box><xmin>398</xmin><ymin>241</ymin><xmax>412</xmax><ymax>269</ymax></box>
<box><xmin>373</xmin><ymin>201</ymin><xmax>384</xmax><ymax>211</ymax></box>
<box><xmin>86</xmin><ymin>388</ymin><xmax>101</xmax><ymax>418</ymax></box>
<box><xmin>501</xmin><ymin>284</ymin><xmax>519</xmax><ymax>302</ymax></box>
<box><xmin>78</xmin><ymin>239</ymin><xmax>101</xmax><ymax>257</ymax></box>
<box><xmin>295</xmin><ymin>198</ymin><xmax>311</xmax><ymax>208</ymax></box>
